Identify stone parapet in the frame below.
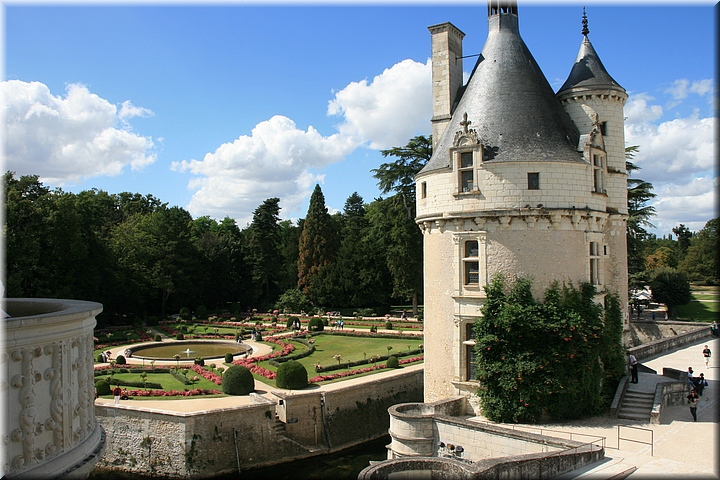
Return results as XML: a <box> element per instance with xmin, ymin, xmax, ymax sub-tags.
<box><xmin>3</xmin><ymin>298</ymin><xmax>104</xmax><ymax>479</ymax></box>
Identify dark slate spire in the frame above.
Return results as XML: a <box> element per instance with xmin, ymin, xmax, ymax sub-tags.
<box><xmin>421</xmin><ymin>1</ymin><xmax>581</xmax><ymax>174</ymax></box>
<box><xmin>558</xmin><ymin>8</ymin><xmax>624</xmax><ymax>94</ymax></box>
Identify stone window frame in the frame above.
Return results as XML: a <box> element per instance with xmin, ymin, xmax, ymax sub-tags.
<box><xmin>454</xmin><ymin>231</ymin><xmax>487</xmax><ymax>296</ymax></box>
<box><xmin>451</xmin><ymin>145</ymin><xmax>483</xmax><ymax>196</ymax></box>
<box><xmin>592</xmin><ymin>150</ymin><xmax>606</xmax><ymax>195</ymax></box>
<box><xmin>420</xmin><ymin>181</ymin><xmax>427</xmax><ymax>199</ymax></box>
<box><xmin>463</xmin><ymin>321</ymin><xmax>478</xmax><ymax>382</ymax></box>
<box><xmin>587</xmin><ymin>233</ymin><xmax>604</xmax><ymax>287</ymax></box>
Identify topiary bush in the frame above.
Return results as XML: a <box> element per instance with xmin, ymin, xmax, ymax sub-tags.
<box><xmin>254</xmin><ymin>331</ymin><xmax>263</xmax><ymax>342</ymax></box>
<box><xmin>308</xmin><ymin>317</ymin><xmax>324</xmax><ymax>332</ymax></box>
<box><xmin>386</xmin><ymin>355</ymin><xmax>399</xmax><ymax>368</ymax></box>
<box><xmin>176</xmin><ymin>333</ymin><xmax>185</xmax><ymax>340</ymax></box>
<box><xmin>95</xmin><ymin>379</ymin><xmax>111</xmax><ymax>396</ymax></box>
<box><xmin>276</xmin><ymin>360</ymin><xmax>308</xmax><ymax>390</ymax></box>
<box><xmin>154</xmin><ymin>334</ymin><xmax>162</xmax><ymax>342</ymax></box>
<box><xmin>115</xmin><ymin>355</ymin><xmax>126</xmax><ymax>365</ymax></box>
<box><xmin>196</xmin><ymin>305</ymin><xmax>208</xmax><ymax>320</ymax></box>
<box><xmin>179</xmin><ymin>307</ymin><xmax>191</xmax><ymax>320</ymax></box>
<box><xmin>222</xmin><ymin>365</ymin><xmax>255</xmax><ymax>395</ymax></box>
<box><xmin>194</xmin><ymin>357</ymin><xmax>205</xmax><ymax>366</ymax></box>
<box><xmin>385</xmin><ymin>321</ymin><xmax>393</xmax><ymax>330</ymax></box>
<box><xmin>225</xmin><ymin>353</ymin><xmax>234</xmax><ymax>364</ymax></box>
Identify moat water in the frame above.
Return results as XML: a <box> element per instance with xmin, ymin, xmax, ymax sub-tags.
<box><xmin>90</xmin><ymin>435</ymin><xmax>389</xmax><ymax>480</ymax></box>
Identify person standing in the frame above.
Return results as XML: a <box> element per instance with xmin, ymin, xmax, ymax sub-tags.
<box><xmin>702</xmin><ymin>345</ymin><xmax>711</xmax><ymax>367</ymax></box>
<box><xmin>687</xmin><ymin>367</ymin><xmax>695</xmax><ymax>389</ymax></box>
<box><xmin>113</xmin><ymin>386</ymin><xmax>122</xmax><ymax>404</ymax></box>
<box><xmin>627</xmin><ymin>352</ymin><xmax>639</xmax><ymax>383</ymax></box>
<box><xmin>687</xmin><ymin>389</ymin><xmax>700</xmax><ymax>421</ymax></box>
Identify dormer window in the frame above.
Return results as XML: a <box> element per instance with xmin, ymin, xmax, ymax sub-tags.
<box><xmin>454</xmin><ymin>149</ymin><xmax>481</xmax><ymax>195</ymax></box>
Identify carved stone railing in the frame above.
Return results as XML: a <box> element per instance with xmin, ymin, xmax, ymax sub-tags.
<box><xmin>3</xmin><ymin>298</ymin><xmax>105</xmax><ymax>479</ymax></box>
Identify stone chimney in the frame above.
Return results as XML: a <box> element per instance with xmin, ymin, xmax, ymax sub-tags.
<box><xmin>428</xmin><ymin>22</ymin><xmax>465</xmax><ymax>150</ymax></box>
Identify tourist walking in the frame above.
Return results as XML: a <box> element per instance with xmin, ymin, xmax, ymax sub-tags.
<box><xmin>687</xmin><ymin>367</ymin><xmax>695</xmax><ymax>388</ymax></box>
<box><xmin>711</xmin><ymin>320</ymin><xmax>718</xmax><ymax>337</ymax></box>
<box><xmin>687</xmin><ymin>389</ymin><xmax>700</xmax><ymax>421</ymax></box>
<box><xmin>113</xmin><ymin>386</ymin><xmax>122</xmax><ymax>404</ymax></box>
<box><xmin>695</xmin><ymin>373</ymin><xmax>707</xmax><ymax>396</ymax></box>
<box><xmin>627</xmin><ymin>352</ymin><xmax>638</xmax><ymax>383</ymax></box>
<box><xmin>702</xmin><ymin>345</ymin><xmax>711</xmax><ymax>367</ymax></box>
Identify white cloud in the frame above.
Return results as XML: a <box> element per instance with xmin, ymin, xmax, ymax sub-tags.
<box><xmin>173</xmin><ymin>115</ymin><xmax>357</xmax><ymax>225</ymax></box>
<box><xmin>328</xmin><ymin>58</ymin><xmax>432</xmax><ymax>150</ymax></box>
<box><xmin>625</xmin><ymin>89</ymin><xmax>717</xmax><ymax>236</ymax></box>
<box><xmin>177</xmin><ymin>59</ymin><xmax>432</xmax><ymax>224</ymax></box>
<box><xmin>2</xmin><ymin>80</ymin><xmax>156</xmax><ymax>185</ymax></box>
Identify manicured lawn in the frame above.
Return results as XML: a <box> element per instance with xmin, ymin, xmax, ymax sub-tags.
<box><xmin>104</xmin><ymin>371</ymin><xmax>220</xmax><ymax>391</ymax></box>
<box><xmin>675</xmin><ymin>289</ymin><xmax>719</xmax><ymax>322</ymax></box>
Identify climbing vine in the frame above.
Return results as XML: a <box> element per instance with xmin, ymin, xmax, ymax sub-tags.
<box><xmin>474</xmin><ymin>274</ymin><xmax>624</xmax><ymax>423</ymax></box>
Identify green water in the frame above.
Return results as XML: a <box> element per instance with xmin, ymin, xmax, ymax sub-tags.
<box><xmin>131</xmin><ymin>341</ymin><xmax>249</xmax><ymax>359</ymax></box>
<box><xmin>89</xmin><ymin>435</ymin><xmax>389</xmax><ymax>480</ymax></box>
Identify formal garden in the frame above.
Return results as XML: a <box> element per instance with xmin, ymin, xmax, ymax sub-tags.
<box><xmin>93</xmin><ymin>313</ymin><xmax>424</xmax><ymax>399</ymax></box>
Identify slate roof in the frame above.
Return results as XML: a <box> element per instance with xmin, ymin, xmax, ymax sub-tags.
<box><xmin>420</xmin><ymin>9</ymin><xmax>583</xmax><ymax>175</ymax></box>
<box><xmin>558</xmin><ymin>37</ymin><xmax>624</xmax><ymax>93</ymax></box>
<box><xmin>558</xmin><ymin>13</ymin><xmax>625</xmax><ymax>94</ymax></box>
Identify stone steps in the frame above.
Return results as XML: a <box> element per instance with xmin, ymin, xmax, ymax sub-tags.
<box><xmin>554</xmin><ymin>456</ymin><xmax>637</xmax><ymax>479</ymax></box>
<box><xmin>617</xmin><ymin>391</ymin><xmax>654</xmax><ymax>421</ymax></box>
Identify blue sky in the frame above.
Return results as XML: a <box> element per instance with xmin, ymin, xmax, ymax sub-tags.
<box><xmin>2</xmin><ymin>1</ymin><xmax>716</xmax><ymax>236</ymax></box>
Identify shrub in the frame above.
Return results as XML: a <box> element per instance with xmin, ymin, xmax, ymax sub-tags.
<box><xmin>386</xmin><ymin>355</ymin><xmax>399</xmax><ymax>368</ymax></box>
<box><xmin>286</xmin><ymin>316</ymin><xmax>296</xmax><ymax>329</ymax></box>
<box><xmin>255</xmin><ymin>331</ymin><xmax>263</xmax><ymax>342</ymax></box>
<box><xmin>95</xmin><ymin>379</ymin><xmax>111</xmax><ymax>396</ymax></box>
<box><xmin>115</xmin><ymin>355</ymin><xmax>126</xmax><ymax>365</ymax></box>
<box><xmin>308</xmin><ymin>317</ymin><xmax>324</xmax><ymax>332</ymax></box>
<box><xmin>225</xmin><ymin>353</ymin><xmax>234</xmax><ymax>364</ymax></box>
<box><xmin>276</xmin><ymin>360</ymin><xmax>308</xmax><ymax>389</ymax></box>
<box><xmin>222</xmin><ymin>365</ymin><xmax>255</xmax><ymax>395</ymax></box>
<box><xmin>196</xmin><ymin>305</ymin><xmax>208</xmax><ymax>320</ymax></box>
<box><xmin>97</xmin><ymin>354</ymin><xmax>105</xmax><ymax>362</ymax></box>
<box><xmin>146</xmin><ymin>315</ymin><xmax>159</xmax><ymax>326</ymax></box>
<box><xmin>176</xmin><ymin>333</ymin><xmax>185</xmax><ymax>340</ymax></box>
<box><xmin>179</xmin><ymin>307</ymin><xmax>191</xmax><ymax>320</ymax></box>
<box><xmin>154</xmin><ymin>334</ymin><xmax>162</xmax><ymax>342</ymax></box>
<box><xmin>385</xmin><ymin>321</ymin><xmax>393</xmax><ymax>330</ymax></box>
<box><xmin>194</xmin><ymin>357</ymin><xmax>205</xmax><ymax>366</ymax></box>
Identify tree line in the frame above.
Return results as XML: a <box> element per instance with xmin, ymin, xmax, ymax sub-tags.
<box><xmin>2</xmin><ymin>137</ymin><xmax>428</xmax><ymax>324</ymax></box>
<box><xmin>3</xmin><ymin>137</ymin><xmax>716</xmax><ymax>324</ymax></box>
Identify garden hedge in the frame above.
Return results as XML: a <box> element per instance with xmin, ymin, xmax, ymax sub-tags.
<box><xmin>276</xmin><ymin>360</ymin><xmax>308</xmax><ymax>389</ymax></box>
<box><xmin>222</xmin><ymin>365</ymin><xmax>255</xmax><ymax>395</ymax></box>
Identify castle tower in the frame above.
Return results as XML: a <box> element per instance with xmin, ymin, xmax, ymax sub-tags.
<box><xmin>416</xmin><ymin>3</ymin><xmax>628</xmax><ymax>411</ymax></box>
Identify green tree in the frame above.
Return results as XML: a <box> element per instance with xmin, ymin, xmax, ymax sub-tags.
<box><xmin>370</xmin><ymin>135</ymin><xmax>431</xmax><ymax>315</ymax></box>
<box><xmin>672</xmin><ymin>224</ymin><xmax>693</xmax><ymax>261</ymax></box>
<box><xmin>474</xmin><ymin>275</ymin><xmax>618</xmax><ymax>423</ymax></box>
<box><xmin>649</xmin><ymin>268</ymin><xmax>692</xmax><ymax>318</ymax></box>
<box><xmin>243</xmin><ymin>198</ymin><xmax>283</xmax><ymax>310</ymax></box>
<box><xmin>625</xmin><ymin>146</ymin><xmax>656</xmax><ymax>282</ymax></box>
<box><xmin>297</xmin><ymin>184</ymin><xmax>338</xmax><ymax>305</ymax></box>
<box><xmin>679</xmin><ymin>218</ymin><xmax>718</xmax><ymax>284</ymax></box>
<box><xmin>645</xmin><ymin>246</ymin><xmax>677</xmax><ymax>272</ymax></box>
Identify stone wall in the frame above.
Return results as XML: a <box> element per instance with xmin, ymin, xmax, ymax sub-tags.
<box><xmin>93</xmin><ymin>367</ymin><xmax>423</xmax><ymax>478</ymax></box>
<box><xmin>629</xmin><ymin>322</ymin><xmax>712</xmax><ymax>361</ymax></box>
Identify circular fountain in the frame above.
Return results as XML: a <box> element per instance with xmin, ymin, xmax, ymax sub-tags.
<box><xmin>130</xmin><ymin>341</ymin><xmax>250</xmax><ymax>361</ymax></box>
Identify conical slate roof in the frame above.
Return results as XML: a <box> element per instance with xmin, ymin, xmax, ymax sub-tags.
<box><xmin>558</xmin><ymin>12</ymin><xmax>624</xmax><ymax>94</ymax></box>
<box><xmin>421</xmin><ymin>8</ymin><xmax>582</xmax><ymax>174</ymax></box>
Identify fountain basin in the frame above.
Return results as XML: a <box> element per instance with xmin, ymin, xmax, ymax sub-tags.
<box><xmin>130</xmin><ymin>341</ymin><xmax>250</xmax><ymax>360</ymax></box>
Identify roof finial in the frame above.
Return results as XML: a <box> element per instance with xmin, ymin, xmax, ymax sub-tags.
<box><xmin>581</xmin><ymin>6</ymin><xmax>589</xmax><ymax>36</ymax></box>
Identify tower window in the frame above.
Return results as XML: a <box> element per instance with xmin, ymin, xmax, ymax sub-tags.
<box><xmin>466</xmin><ymin>323</ymin><xmax>477</xmax><ymax>381</ymax></box>
<box><xmin>593</xmin><ymin>153</ymin><xmax>605</xmax><ymax>194</ymax></box>
<box><xmin>589</xmin><ymin>241</ymin><xmax>601</xmax><ymax>286</ymax></box>
<box><xmin>459</xmin><ymin>151</ymin><xmax>475</xmax><ymax>193</ymax></box>
<box><xmin>528</xmin><ymin>172</ymin><xmax>540</xmax><ymax>190</ymax></box>
<box><xmin>600</xmin><ymin>121</ymin><xmax>607</xmax><ymax>136</ymax></box>
<box><xmin>464</xmin><ymin>240</ymin><xmax>479</xmax><ymax>285</ymax></box>
<box><xmin>421</xmin><ymin>182</ymin><xmax>427</xmax><ymax>199</ymax></box>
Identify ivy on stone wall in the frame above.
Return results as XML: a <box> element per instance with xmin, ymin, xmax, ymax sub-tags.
<box><xmin>474</xmin><ymin>274</ymin><xmax>624</xmax><ymax>423</ymax></box>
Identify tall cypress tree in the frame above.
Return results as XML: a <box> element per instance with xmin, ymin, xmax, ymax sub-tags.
<box><xmin>243</xmin><ymin>198</ymin><xmax>283</xmax><ymax>311</ymax></box>
<box><xmin>297</xmin><ymin>184</ymin><xmax>337</xmax><ymax>306</ymax></box>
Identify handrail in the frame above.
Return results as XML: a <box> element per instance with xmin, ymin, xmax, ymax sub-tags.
<box><xmin>617</xmin><ymin>425</ymin><xmax>653</xmax><ymax>457</ymax></box>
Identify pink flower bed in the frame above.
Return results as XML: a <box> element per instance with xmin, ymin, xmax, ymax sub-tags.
<box><xmin>308</xmin><ymin>356</ymin><xmax>423</xmax><ymax>383</ymax></box>
<box><xmin>189</xmin><ymin>364</ymin><xmax>223</xmax><ymax>385</ymax></box>
<box><xmin>122</xmin><ymin>388</ymin><xmax>222</xmax><ymax>397</ymax></box>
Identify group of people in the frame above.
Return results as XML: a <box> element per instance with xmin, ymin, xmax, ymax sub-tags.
<box><xmin>629</xmin><ymin>344</ymin><xmax>711</xmax><ymax>423</ymax></box>
<box><xmin>686</xmin><ymin>344</ymin><xmax>711</xmax><ymax>422</ymax></box>
<box><xmin>98</xmin><ymin>350</ymin><xmax>112</xmax><ymax>363</ymax></box>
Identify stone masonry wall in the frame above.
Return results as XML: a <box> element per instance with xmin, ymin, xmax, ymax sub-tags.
<box><xmin>93</xmin><ymin>367</ymin><xmax>423</xmax><ymax>479</ymax></box>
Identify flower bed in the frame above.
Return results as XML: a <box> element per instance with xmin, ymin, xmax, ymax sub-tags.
<box><xmin>308</xmin><ymin>356</ymin><xmax>423</xmax><ymax>383</ymax></box>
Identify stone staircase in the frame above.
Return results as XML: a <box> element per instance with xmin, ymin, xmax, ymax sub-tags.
<box><xmin>617</xmin><ymin>390</ymin><xmax>654</xmax><ymax>421</ymax></box>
